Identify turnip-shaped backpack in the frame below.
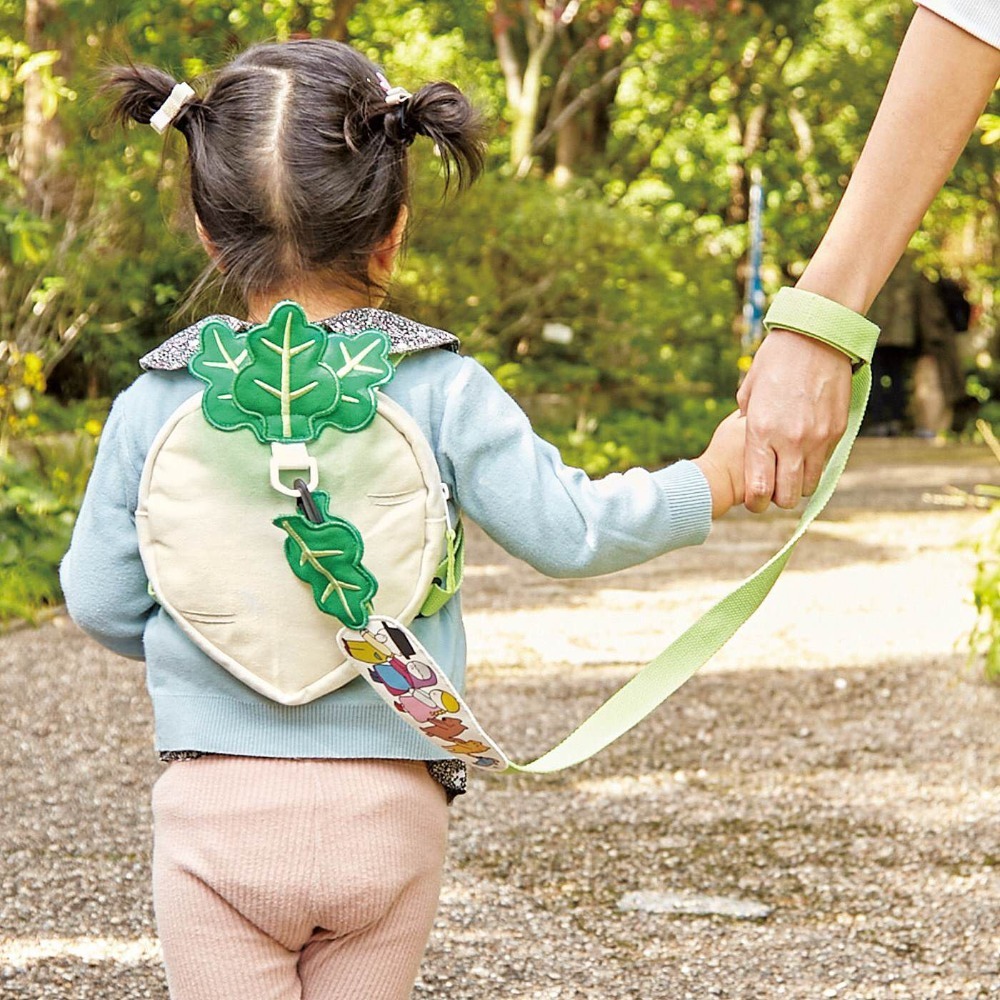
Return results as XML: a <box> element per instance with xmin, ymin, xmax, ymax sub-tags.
<box><xmin>136</xmin><ymin>301</ymin><xmax>508</xmax><ymax>769</ymax></box>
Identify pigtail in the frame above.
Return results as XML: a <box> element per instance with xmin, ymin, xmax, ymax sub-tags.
<box><xmin>98</xmin><ymin>42</ymin><xmax>486</xmax><ymax>307</ymax></box>
<box><xmin>102</xmin><ymin>63</ymin><xmax>203</xmax><ymax>137</ymax></box>
<box><xmin>403</xmin><ymin>82</ymin><xmax>486</xmax><ymax>191</ymax></box>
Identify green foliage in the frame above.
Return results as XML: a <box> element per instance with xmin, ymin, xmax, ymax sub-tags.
<box><xmin>0</xmin><ymin>427</ymin><xmax>97</xmax><ymax>627</ymax></box>
<box><xmin>963</xmin><ymin>352</ymin><xmax>1000</xmax><ymax>439</ymax></box>
<box><xmin>398</xmin><ymin>168</ymin><xmax>739</xmax><ymax>471</ymax></box>
<box><xmin>970</xmin><ymin>504</ymin><xmax>1000</xmax><ymax>682</ymax></box>
<box><xmin>2</xmin><ymin>0</ymin><xmax>998</xmax><ymax>621</ymax></box>
<box><xmin>552</xmin><ymin>397</ymin><xmax>737</xmax><ymax>475</ymax></box>
<box><xmin>0</xmin><ymin>326</ymin><xmax>102</xmax><ymax>626</ymax></box>
<box><xmin>969</xmin><ymin>421</ymin><xmax>1000</xmax><ymax>683</ymax></box>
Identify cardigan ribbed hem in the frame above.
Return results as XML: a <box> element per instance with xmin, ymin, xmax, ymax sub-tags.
<box><xmin>153</xmin><ymin>695</ymin><xmax>452</xmax><ymax>760</ymax></box>
<box><xmin>657</xmin><ymin>459</ymin><xmax>714</xmax><ymax>548</ymax></box>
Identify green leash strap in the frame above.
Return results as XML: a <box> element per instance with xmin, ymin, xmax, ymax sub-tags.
<box><xmin>504</xmin><ymin>290</ymin><xmax>878</xmax><ymax>774</ymax></box>
<box><xmin>419</xmin><ymin>519</ymin><xmax>465</xmax><ymax>618</ymax></box>
<box><xmin>337</xmin><ymin>291</ymin><xmax>879</xmax><ymax>775</ymax></box>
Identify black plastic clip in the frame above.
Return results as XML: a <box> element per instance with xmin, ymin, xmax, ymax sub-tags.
<box><xmin>293</xmin><ymin>478</ymin><xmax>323</xmax><ymax>524</ymax></box>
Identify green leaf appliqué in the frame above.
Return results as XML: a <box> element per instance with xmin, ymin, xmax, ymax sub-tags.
<box><xmin>189</xmin><ymin>305</ymin><xmax>395</xmax><ymax>442</ymax></box>
<box><xmin>189</xmin><ymin>321</ymin><xmax>261</xmax><ymax>436</ymax></box>
<box><xmin>274</xmin><ymin>491</ymin><xmax>378</xmax><ymax>629</ymax></box>
<box><xmin>322</xmin><ymin>328</ymin><xmax>394</xmax><ymax>432</ymax></box>
<box><xmin>232</xmin><ymin>302</ymin><xmax>341</xmax><ymax>442</ymax></box>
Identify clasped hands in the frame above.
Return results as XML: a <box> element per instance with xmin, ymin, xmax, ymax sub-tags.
<box><xmin>736</xmin><ymin>327</ymin><xmax>853</xmax><ymax>513</ymax></box>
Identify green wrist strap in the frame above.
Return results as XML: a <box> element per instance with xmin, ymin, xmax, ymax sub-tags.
<box><xmin>763</xmin><ymin>287</ymin><xmax>878</xmax><ymax>366</ymax></box>
<box><xmin>505</xmin><ymin>291</ymin><xmax>879</xmax><ymax>774</ymax></box>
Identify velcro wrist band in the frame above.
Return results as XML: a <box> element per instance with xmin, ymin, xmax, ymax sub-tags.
<box><xmin>762</xmin><ymin>287</ymin><xmax>880</xmax><ymax>367</ymax></box>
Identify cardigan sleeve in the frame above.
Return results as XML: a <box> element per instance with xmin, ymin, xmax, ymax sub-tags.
<box><xmin>915</xmin><ymin>0</ymin><xmax>1000</xmax><ymax>48</ymax></box>
<box><xmin>59</xmin><ymin>390</ymin><xmax>156</xmax><ymax>660</ymax></box>
<box><xmin>436</xmin><ymin>356</ymin><xmax>712</xmax><ymax>578</ymax></box>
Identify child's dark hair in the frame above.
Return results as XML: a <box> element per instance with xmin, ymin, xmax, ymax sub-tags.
<box><xmin>105</xmin><ymin>41</ymin><xmax>485</xmax><ymax>303</ymax></box>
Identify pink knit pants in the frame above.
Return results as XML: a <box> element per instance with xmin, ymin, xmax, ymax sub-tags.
<box><xmin>151</xmin><ymin>757</ymin><xmax>449</xmax><ymax>1000</ymax></box>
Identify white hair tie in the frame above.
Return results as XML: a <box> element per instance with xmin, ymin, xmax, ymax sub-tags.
<box><xmin>150</xmin><ymin>83</ymin><xmax>196</xmax><ymax>134</ymax></box>
<box><xmin>376</xmin><ymin>71</ymin><xmax>411</xmax><ymax>107</ymax></box>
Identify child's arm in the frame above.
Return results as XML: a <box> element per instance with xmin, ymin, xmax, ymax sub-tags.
<box><xmin>692</xmin><ymin>411</ymin><xmax>746</xmax><ymax>519</ymax></box>
<box><xmin>437</xmin><ymin>357</ymin><xmax>716</xmax><ymax>579</ymax></box>
<box><xmin>59</xmin><ymin>394</ymin><xmax>156</xmax><ymax>659</ymax></box>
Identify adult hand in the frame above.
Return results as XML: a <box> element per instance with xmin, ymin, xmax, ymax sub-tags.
<box><xmin>731</xmin><ymin>11</ymin><xmax>999</xmax><ymax>515</ymax></box>
<box><xmin>736</xmin><ymin>328</ymin><xmax>852</xmax><ymax>512</ymax></box>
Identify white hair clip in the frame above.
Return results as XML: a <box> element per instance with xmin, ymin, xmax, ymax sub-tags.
<box><xmin>376</xmin><ymin>71</ymin><xmax>412</xmax><ymax>107</ymax></box>
<box><xmin>150</xmin><ymin>82</ymin><xmax>196</xmax><ymax>134</ymax></box>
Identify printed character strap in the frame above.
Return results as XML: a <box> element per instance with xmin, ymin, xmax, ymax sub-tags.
<box><xmin>338</xmin><ymin>616</ymin><xmax>509</xmax><ymax>771</ymax></box>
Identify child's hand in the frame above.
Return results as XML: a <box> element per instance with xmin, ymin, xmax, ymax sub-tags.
<box><xmin>693</xmin><ymin>411</ymin><xmax>746</xmax><ymax>518</ymax></box>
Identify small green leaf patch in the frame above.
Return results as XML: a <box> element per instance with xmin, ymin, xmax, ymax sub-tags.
<box><xmin>232</xmin><ymin>302</ymin><xmax>340</xmax><ymax>442</ymax></box>
<box><xmin>322</xmin><ymin>329</ymin><xmax>394</xmax><ymax>432</ymax></box>
<box><xmin>190</xmin><ymin>321</ymin><xmax>259</xmax><ymax>436</ymax></box>
<box><xmin>274</xmin><ymin>490</ymin><xmax>378</xmax><ymax>629</ymax></box>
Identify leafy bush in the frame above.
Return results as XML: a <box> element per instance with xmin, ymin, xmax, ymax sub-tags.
<box><xmin>970</xmin><ymin>507</ymin><xmax>1000</xmax><ymax>682</ymax></box>
<box><xmin>547</xmin><ymin>396</ymin><xmax>735</xmax><ymax>476</ymax></box>
<box><xmin>0</xmin><ymin>345</ymin><xmax>102</xmax><ymax>627</ymax></box>
<box><xmin>969</xmin><ymin>420</ymin><xmax>1000</xmax><ymax>682</ymax></box>
<box><xmin>0</xmin><ymin>429</ymin><xmax>97</xmax><ymax>627</ymax></box>
<box><xmin>397</xmin><ymin>168</ymin><xmax>741</xmax><ymax>471</ymax></box>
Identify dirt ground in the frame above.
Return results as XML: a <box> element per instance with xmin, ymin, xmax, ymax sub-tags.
<box><xmin>1</xmin><ymin>438</ymin><xmax>998</xmax><ymax>999</ymax></box>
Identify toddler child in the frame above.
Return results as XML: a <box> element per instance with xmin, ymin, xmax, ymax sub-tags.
<box><xmin>61</xmin><ymin>38</ymin><xmax>745</xmax><ymax>1000</ymax></box>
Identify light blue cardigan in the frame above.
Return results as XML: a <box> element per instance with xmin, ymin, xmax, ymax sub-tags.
<box><xmin>60</xmin><ymin>313</ymin><xmax>712</xmax><ymax>761</ymax></box>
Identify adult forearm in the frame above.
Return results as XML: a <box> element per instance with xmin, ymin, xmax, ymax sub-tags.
<box><xmin>797</xmin><ymin>7</ymin><xmax>1000</xmax><ymax>314</ymax></box>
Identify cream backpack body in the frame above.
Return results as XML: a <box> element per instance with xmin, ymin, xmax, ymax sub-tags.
<box><xmin>136</xmin><ymin>302</ymin><xmax>507</xmax><ymax>769</ymax></box>
<box><xmin>137</xmin><ymin>301</ymin><xmax>450</xmax><ymax>705</ymax></box>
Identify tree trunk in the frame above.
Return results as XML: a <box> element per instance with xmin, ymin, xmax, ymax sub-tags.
<box><xmin>22</xmin><ymin>0</ymin><xmax>47</xmax><ymax>207</ymax></box>
<box><xmin>511</xmin><ymin>31</ymin><xmax>555</xmax><ymax>173</ymax></box>
<box><xmin>21</xmin><ymin>0</ymin><xmax>63</xmax><ymax>215</ymax></box>
<box><xmin>552</xmin><ymin>115</ymin><xmax>582</xmax><ymax>188</ymax></box>
<box><xmin>322</xmin><ymin>0</ymin><xmax>360</xmax><ymax>41</ymax></box>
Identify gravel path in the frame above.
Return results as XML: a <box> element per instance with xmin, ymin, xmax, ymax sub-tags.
<box><xmin>2</xmin><ymin>439</ymin><xmax>998</xmax><ymax>999</ymax></box>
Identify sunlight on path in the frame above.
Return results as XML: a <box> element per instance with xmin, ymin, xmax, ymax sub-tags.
<box><xmin>0</xmin><ymin>936</ymin><xmax>161</xmax><ymax>965</ymax></box>
<box><xmin>464</xmin><ymin>510</ymin><xmax>983</xmax><ymax>678</ymax></box>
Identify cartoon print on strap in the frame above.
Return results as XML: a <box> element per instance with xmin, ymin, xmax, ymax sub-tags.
<box><xmin>338</xmin><ymin>616</ymin><xmax>510</xmax><ymax>772</ymax></box>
